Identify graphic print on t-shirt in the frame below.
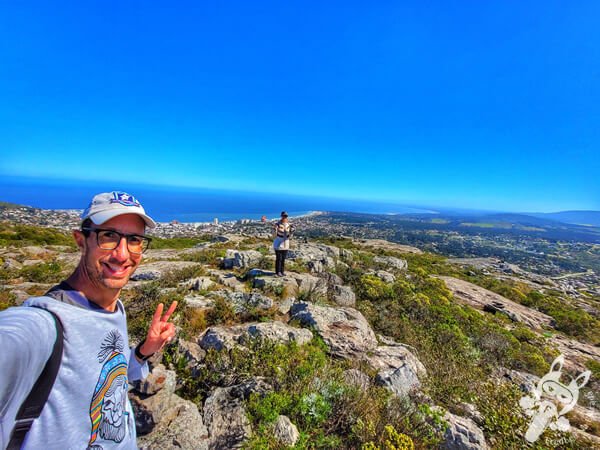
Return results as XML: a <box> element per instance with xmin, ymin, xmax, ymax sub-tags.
<box><xmin>87</xmin><ymin>330</ymin><xmax>132</xmax><ymax>450</ymax></box>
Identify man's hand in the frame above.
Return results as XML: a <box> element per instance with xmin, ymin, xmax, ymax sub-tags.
<box><xmin>139</xmin><ymin>301</ymin><xmax>178</xmax><ymax>357</ymax></box>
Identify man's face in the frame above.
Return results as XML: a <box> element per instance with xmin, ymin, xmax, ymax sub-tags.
<box><xmin>76</xmin><ymin>214</ymin><xmax>145</xmax><ymax>291</ymax></box>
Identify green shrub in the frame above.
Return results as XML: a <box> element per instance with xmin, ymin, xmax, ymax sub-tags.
<box><xmin>19</xmin><ymin>261</ymin><xmax>64</xmax><ymax>283</ymax></box>
<box><xmin>0</xmin><ymin>222</ymin><xmax>76</xmax><ymax>248</ymax></box>
<box><xmin>206</xmin><ymin>296</ymin><xmax>237</xmax><ymax>326</ymax></box>
<box><xmin>159</xmin><ymin>264</ymin><xmax>205</xmax><ymax>287</ymax></box>
<box><xmin>147</xmin><ymin>236</ymin><xmax>209</xmax><ymax>249</ymax></box>
<box><xmin>361</xmin><ymin>424</ymin><xmax>414</xmax><ymax>450</ymax></box>
<box><xmin>181</xmin><ymin>248</ymin><xmax>226</xmax><ymax>266</ymax></box>
<box><xmin>475</xmin><ymin>381</ymin><xmax>580</xmax><ymax>449</ymax></box>
<box><xmin>0</xmin><ymin>288</ymin><xmax>18</xmax><ymax>311</ymax></box>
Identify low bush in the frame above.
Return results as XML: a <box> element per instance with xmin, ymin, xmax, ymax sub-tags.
<box><xmin>159</xmin><ymin>264</ymin><xmax>205</xmax><ymax>288</ymax></box>
<box><xmin>147</xmin><ymin>236</ymin><xmax>210</xmax><ymax>249</ymax></box>
<box><xmin>0</xmin><ymin>222</ymin><xmax>76</xmax><ymax>248</ymax></box>
<box><xmin>19</xmin><ymin>261</ymin><xmax>64</xmax><ymax>283</ymax></box>
<box><xmin>181</xmin><ymin>248</ymin><xmax>226</xmax><ymax>266</ymax></box>
<box><xmin>0</xmin><ymin>288</ymin><xmax>18</xmax><ymax>311</ymax></box>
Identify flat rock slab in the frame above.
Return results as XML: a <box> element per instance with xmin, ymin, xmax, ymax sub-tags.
<box><xmin>210</xmin><ymin>270</ymin><xmax>247</xmax><ymax>292</ymax></box>
<box><xmin>199</xmin><ymin>321</ymin><xmax>313</xmax><ymax>351</ymax></box>
<box><xmin>438</xmin><ymin>276</ymin><xmax>554</xmax><ymax>330</ymax></box>
<box><xmin>354</xmin><ymin>239</ymin><xmax>422</xmax><ymax>254</ymax></box>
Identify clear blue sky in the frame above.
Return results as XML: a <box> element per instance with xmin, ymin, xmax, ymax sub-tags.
<box><xmin>0</xmin><ymin>1</ymin><xmax>598</xmax><ymax>212</ymax></box>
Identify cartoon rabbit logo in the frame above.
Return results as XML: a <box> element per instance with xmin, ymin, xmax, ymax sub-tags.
<box><xmin>519</xmin><ymin>355</ymin><xmax>591</xmax><ymax>442</ymax></box>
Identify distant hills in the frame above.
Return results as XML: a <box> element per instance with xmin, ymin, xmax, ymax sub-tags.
<box><xmin>526</xmin><ymin>210</ymin><xmax>600</xmax><ymax>227</ymax></box>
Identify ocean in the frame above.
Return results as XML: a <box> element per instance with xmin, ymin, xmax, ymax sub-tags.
<box><xmin>0</xmin><ymin>176</ymin><xmax>434</xmax><ymax>223</ymax></box>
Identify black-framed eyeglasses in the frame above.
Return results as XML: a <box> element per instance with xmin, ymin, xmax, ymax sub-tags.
<box><xmin>81</xmin><ymin>227</ymin><xmax>152</xmax><ymax>254</ymax></box>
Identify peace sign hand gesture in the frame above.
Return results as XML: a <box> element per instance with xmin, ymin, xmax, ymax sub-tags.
<box><xmin>138</xmin><ymin>301</ymin><xmax>178</xmax><ymax>358</ymax></box>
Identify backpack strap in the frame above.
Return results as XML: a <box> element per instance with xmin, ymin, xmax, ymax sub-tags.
<box><xmin>7</xmin><ymin>308</ymin><xmax>64</xmax><ymax>450</ymax></box>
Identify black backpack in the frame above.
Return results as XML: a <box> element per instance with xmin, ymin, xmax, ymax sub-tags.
<box><xmin>7</xmin><ymin>308</ymin><xmax>64</xmax><ymax>450</ymax></box>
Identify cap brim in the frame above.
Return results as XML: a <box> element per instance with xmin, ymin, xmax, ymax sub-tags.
<box><xmin>89</xmin><ymin>209</ymin><xmax>157</xmax><ymax>229</ymax></box>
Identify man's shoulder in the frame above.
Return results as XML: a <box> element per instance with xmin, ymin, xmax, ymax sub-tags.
<box><xmin>0</xmin><ymin>301</ymin><xmax>58</xmax><ymax>340</ymax></box>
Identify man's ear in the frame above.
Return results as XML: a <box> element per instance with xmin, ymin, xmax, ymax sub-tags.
<box><xmin>73</xmin><ymin>230</ymin><xmax>86</xmax><ymax>251</ymax></box>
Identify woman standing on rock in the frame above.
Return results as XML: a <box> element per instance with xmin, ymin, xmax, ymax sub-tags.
<box><xmin>273</xmin><ymin>211</ymin><xmax>293</xmax><ymax>277</ymax></box>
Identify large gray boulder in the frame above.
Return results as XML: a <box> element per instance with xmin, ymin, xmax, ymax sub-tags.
<box><xmin>212</xmin><ymin>290</ymin><xmax>273</xmax><ymax>314</ymax></box>
<box><xmin>177</xmin><ymin>339</ymin><xmax>207</xmax><ymax>375</ymax></box>
<box><xmin>375</xmin><ymin>365</ymin><xmax>421</xmax><ymax>398</ymax></box>
<box><xmin>363</xmin><ymin>344</ymin><xmax>427</xmax><ymax>378</ymax></box>
<box><xmin>243</xmin><ymin>321</ymin><xmax>313</xmax><ymax>346</ymax></box>
<box><xmin>365</xmin><ymin>340</ymin><xmax>426</xmax><ymax>399</ymax></box>
<box><xmin>133</xmin><ymin>388</ymin><xmax>209</xmax><ymax>450</ymax></box>
<box><xmin>367</xmin><ymin>269</ymin><xmax>396</xmax><ymax>283</ymax></box>
<box><xmin>442</xmin><ymin>412</ymin><xmax>489</xmax><ymax>450</ymax></box>
<box><xmin>213</xmin><ymin>271</ymin><xmax>246</xmax><ymax>292</ymax></box>
<box><xmin>253</xmin><ymin>272</ymin><xmax>327</xmax><ymax>299</ymax></box>
<box><xmin>289</xmin><ymin>273</ymin><xmax>328</xmax><ymax>297</ymax></box>
<box><xmin>287</xmin><ymin>243</ymin><xmax>341</xmax><ymax>273</ymax></box>
<box><xmin>331</xmin><ymin>284</ymin><xmax>356</xmax><ymax>307</ymax></box>
<box><xmin>222</xmin><ymin>250</ymin><xmax>263</xmax><ymax>269</ymax></box>
<box><xmin>203</xmin><ymin>386</ymin><xmax>253</xmax><ymax>449</ymax></box>
<box><xmin>253</xmin><ymin>276</ymin><xmax>298</xmax><ymax>298</ymax></box>
<box><xmin>290</xmin><ymin>302</ymin><xmax>377</xmax><ymax>358</ymax></box>
<box><xmin>320</xmin><ymin>272</ymin><xmax>344</xmax><ymax>288</ymax></box>
<box><xmin>199</xmin><ymin>326</ymin><xmax>244</xmax><ymax>351</ymax></box>
<box><xmin>186</xmin><ymin>276</ymin><xmax>215</xmax><ymax>291</ymax></box>
<box><xmin>183</xmin><ymin>294</ymin><xmax>213</xmax><ymax>309</ymax></box>
<box><xmin>373</xmin><ymin>255</ymin><xmax>408</xmax><ymax>271</ymax></box>
<box><xmin>134</xmin><ymin>364</ymin><xmax>176</xmax><ymax>396</ymax></box>
<box><xmin>271</xmin><ymin>415</ymin><xmax>300</xmax><ymax>446</ymax></box>
<box><xmin>199</xmin><ymin>322</ymin><xmax>313</xmax><ymax>351</ymax></box>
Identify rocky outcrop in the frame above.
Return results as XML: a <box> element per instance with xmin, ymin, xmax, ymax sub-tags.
<box><xmin>442</xmin><ymin>412</ymin><xmax>489</xmax><ymax>450</ymax></box>
<box><xmin>375</xmin><ymin>365</ymin><xmax>421</xmax><ymax>398</ymax></box>
<box><xmin>243</xmin><ymin>321</ymin><xmax>313</xmax><ymax>346</ymax></box>
<box><xmin>363</xmin><ymin>343</ymin><xmax>426</xmax><ymax>378</ymax></box>
<box><xmin>367</xmin><ymin>269</ymin><xmax>396</xmax><ymax>283</ymax></box>
<box><xmin>291</xmin><ymin>273</ymin><xmax>328</xmax><ymax>297</ymax></box>
<box><xmin>212</xmin><ymin>290</ymin><xmax>273</xmax><ymax>314</ymax></box>
<box><xmin>290</xmin><ymin>302</ymin><xmax>377</xmax><ymax>358</ymax></box>
<box><xmin>438</xmin><ymin>276</ymin><xmax>554</xmax><ymax>330</ymax></box>
<box><xmin>252</xmin><ymin>275</ymin><xmax>298</xmax><ymax>298</ymax></box>
<box><xmin>136</xmin><ymin>364</ymin><xmax>177</xmax><ymax>396</ymax></box>
<box><xmin>177</xmin><ymin>339</ymin><xmax>206</xmax><ymax>375</ymax></box>
<box><xmin>271</xmin><ymin>415</ymin><xmax>300</xmax><ymax>446</ymax></box>
<box><xmin>252</xmin><ymin>272</ymin><xmax>327</xmax><ymax>299</ymax></box>
<box><xmin>132</xmin><ymin>366</ymin><xmax>210</xmax><ymax>450</ymax></box>
<box><xmin>212</xmin><ymin>271</ymin><xmax>246</xmax><ymax>292</ymax></box>
<box><xmin>286</xmin><ymin>242</ymin><xmax>342</xmax><ymax>273</ymax></box>
<box><xmin>203</xmin><ymin>387</ymin><xmax>252</xmax><ymax>449</ymax></box>
<box><xmin>331</xmin><ymin>284</ymin><xmax>356</xmax><ymax>306</ymax></box>
<box><xmin>203</xmin><ymin>380</ymin><xmax>271</xmax><ymax>449</ymax></box>
<box><xmin>131</xmin><ymin>261</ymin><xmax>201</xmax><ymax>281</ymax></box>
<box><xmin>222</xmin><ymin>250</ymin><xmax>263</xmax><ymax>269</ymax></box>
<box><xmin>187</xmin><ymin>276</ymin><xmax>215</xmax><ymax>291</ymax></box>
<box><xmin>374</xmin><ymin>255</ymin><xmax>408</xmax><ymax>271</ymax></box>
<box><xmin>354</xmin><ymin>239</ymin><xmax>422</xmax><ymax>254</ymax></box>
<box><xmin>199</xmin><ymin>321</ymin><xmax>313</xmax><ymax>351</ymax></box>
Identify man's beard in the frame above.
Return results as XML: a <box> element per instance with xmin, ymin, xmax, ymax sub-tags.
<box><xmin>99</xmin><ymin>416</ymin><xmax>126</xmax><ymax>443</ymax></box>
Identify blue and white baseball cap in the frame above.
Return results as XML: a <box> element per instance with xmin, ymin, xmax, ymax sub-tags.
<box><xmin>81</xmin><ymin>191</ymin><xmax>156</xmax><ymax>228</ymax></box>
